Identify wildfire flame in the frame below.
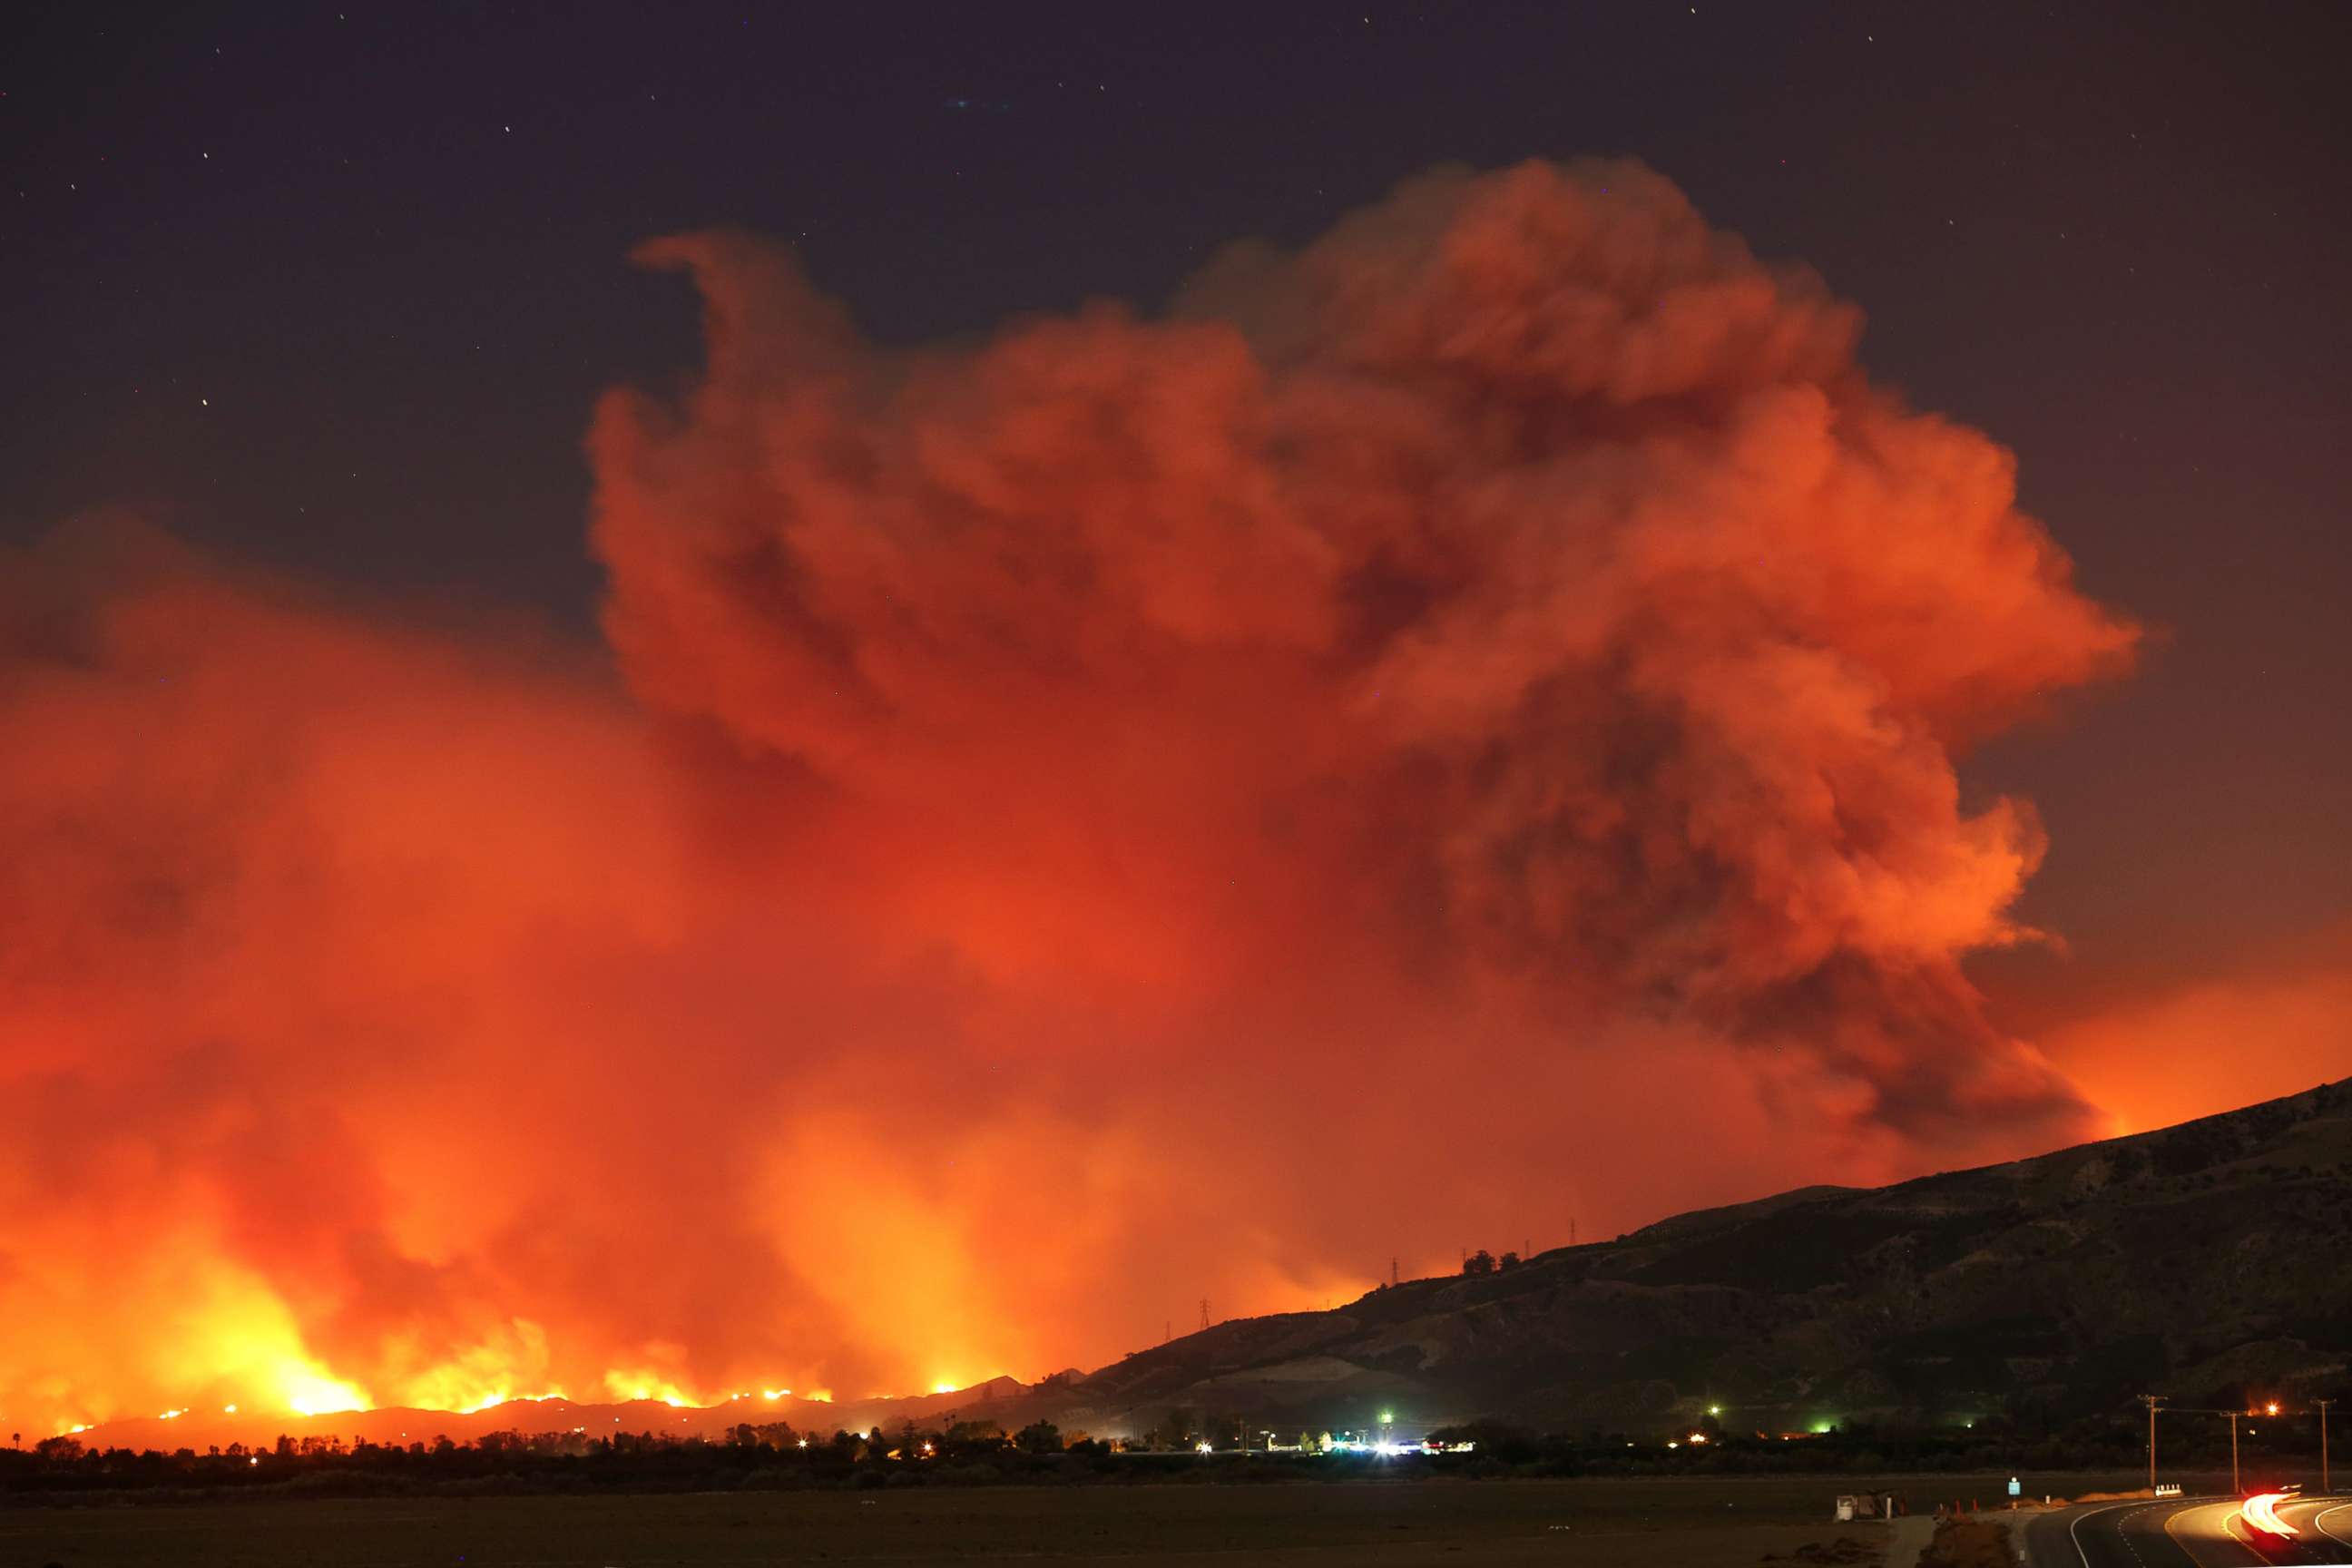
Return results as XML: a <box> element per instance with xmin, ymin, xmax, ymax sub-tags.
<box><xmin>0</xmin><ymin>158</ymin><xmax>2151</xmax><ymax>1437</ymax></box>
<box><xmin>284</xmin><ymin>1369</ymin><xmax>372</xmax><ymax>1419</ymax></box>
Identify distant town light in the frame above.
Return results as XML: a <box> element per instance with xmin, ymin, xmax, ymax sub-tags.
<box><xmin>1196</xmin><ymin>1440</ymin><xmax>1213</xmax><ymax>1454</ymax></box>
<box><xmin>1707</xmin><ymin>1405</ymin><xmax>1721</xmax><ymax>1416</ymax></box>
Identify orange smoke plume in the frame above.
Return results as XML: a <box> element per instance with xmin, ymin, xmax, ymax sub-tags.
<box><xmin>1</xmin><ymin>161</ymin><xmax>2135</xmax><ymax>1438</ymax></box>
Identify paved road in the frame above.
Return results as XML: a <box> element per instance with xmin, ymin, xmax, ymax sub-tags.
<box><xmin>2016</xmin><ymin>1495</ymin><xmax>2352</xmax><ymax>1568</ymax></box>
<box><xmin>2281</xmin><ymin>1499</ymin><xmax>2352</xmax><ymax>1557</ymax></box>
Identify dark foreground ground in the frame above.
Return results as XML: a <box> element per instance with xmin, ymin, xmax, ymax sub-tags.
<box><xmin>0</xmin><ymin>1471</ymin><xmax>2182</xmax><ymax>1567</ymax></box>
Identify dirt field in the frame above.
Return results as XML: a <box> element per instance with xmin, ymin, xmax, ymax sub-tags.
<box><xmin>0</xmin><ymin>1473</ymin><xmax>2149</xmax><ymax>1567</ymax></box>
<box><xmin>1916</xmin><ymin>1519</ymin><xmax>2018</xmax><ymax>1568</ymax></box>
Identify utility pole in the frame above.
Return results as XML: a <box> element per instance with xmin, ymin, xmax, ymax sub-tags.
<box><xmin>1199</xmin><ymin>1298</ymin><xmax>1210</xmax><ymax>1333</ymax></box>
<box><xmin>2318</xmin><ymin>1398</ymin><xmax>2335</xmax><ymax>1494</ymax></box>
<box><xmin>1570</xmin><ymin>1218</ymin><xmax>1577</xmax><ymax>1247</ymax></box>
<box><xmin>2138</xmin><ymin>1396</ymin><xmax>2165</xmax><ymax>1492</ymax></box>
<box><xmin>2230</xmin><ymin>1409</ymin><xmax>2239</xmax><ymax>1494</ymax></box>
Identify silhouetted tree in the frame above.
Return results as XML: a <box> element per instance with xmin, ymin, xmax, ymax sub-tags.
<box><xmin>1015</xmin><ymin>1419</ymin><xmax>1063</xmax><ymax>1455</ymax></box>
<box><xmin>1463</xmin><ymin>1249</ymin><xmax>1497</xmax><ymax>1276</ymax></box>
<box><xmin>1497</xmin><ymin>1250</ymin><xmax>1521</xmax><ymax>1270</ymax></box>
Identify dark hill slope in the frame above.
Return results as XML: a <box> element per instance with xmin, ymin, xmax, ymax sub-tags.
<box><xmin>1023</xmin><ymin>1078</ymin><xmax>2352</xmax><ymax>1436</ymax></box>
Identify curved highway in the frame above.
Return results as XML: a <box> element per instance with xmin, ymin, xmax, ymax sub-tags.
<box><xmin>2016</xmin><ymin>1494</ymin><xmax>2350</xmax><ymax>1568</ymax></box>
<box><xmin>2284</xmin><ymin>1499</ymin><xmax>2352</xmax><ymax>1556</ymax></box>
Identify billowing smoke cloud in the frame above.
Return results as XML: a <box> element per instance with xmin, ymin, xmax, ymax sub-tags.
<box><xmin>1</xmin><ymin>161</ymin><xmax>2137</xmax><ymax>1436</ymax></box>
<box><xmin>592</xmin><ymin>159</ymin><xmax>2135</xmax><ymax>1135</ymax></box>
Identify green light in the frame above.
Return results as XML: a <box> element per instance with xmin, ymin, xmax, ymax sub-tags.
<box><xmin>1707</xmin><ymin>1405</ymin><xmax>1721</xmax><ymax>1416</ymax></box>
<box><xmin>1379</xmin><ymin>1410</ymin><xmax>1395</xmax><ymax>1425</ymax></box>
<box><xmin>1811</xmin><ymin>1419</ymin><xmax>1834</xmax><ymax>1435</ymax></box>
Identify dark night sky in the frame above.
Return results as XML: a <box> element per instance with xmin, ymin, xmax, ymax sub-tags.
<box><xmin>5</xmin><ymin>0</ymin><xmax>2348</xmax><ymax>1016</ymax></box>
